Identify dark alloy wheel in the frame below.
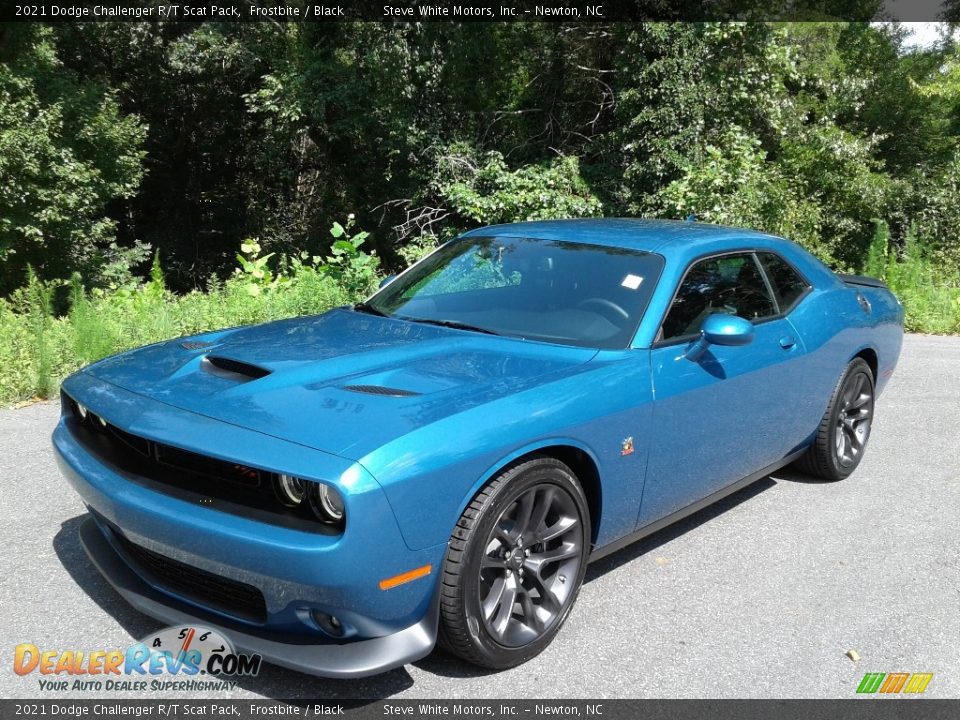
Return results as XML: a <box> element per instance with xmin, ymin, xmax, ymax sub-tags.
<box><xmin>835</xmin><ymin>369</ymin><xmax>874</xmax><ymax>468</ymax></box>
<box><xmin>796</xmin><ymin>357</ymin><xmax>875</xmax><ymax>481</ymax></box>
<box><xmin>479</xmin><ymin>482</ymin><xmax>583</xmax><ymax>647</ymax></box>
<box><xmin>439</xmin><ymin>457</ymin><xmax>590</xmax><ymax>669</ymax></box>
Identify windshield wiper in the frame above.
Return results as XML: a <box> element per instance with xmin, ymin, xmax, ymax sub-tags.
<box><xmin>402</xmin><ymin>317</ymin><xmax>501</xmax><ymax>336</ymax></box>
<box><xmin>353</xmin><ymin>301</ymin><xmax>389</xmax><ymax>317</ymax></box>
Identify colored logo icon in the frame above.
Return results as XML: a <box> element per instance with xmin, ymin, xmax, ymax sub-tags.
<box><xmin>856</xmin><ymin>672</ymin><xmax>933</xmax><ymax>694</ymax></box>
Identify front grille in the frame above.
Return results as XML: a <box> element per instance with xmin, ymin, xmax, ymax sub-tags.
<box><xmin>79</xmin><ymin>406</ymin><xmax>265</xmax><ymax>490</ymax></box>
<box><xmin>116</xmin><ymin>533</ymin><xmax>267</xmax><ymax>623</ymax></box>
<box><xmin>106</xmin><ymin>423</ymin><xmax>151</xmax><ymax>456</ymax></box>
<box><xmin>154</xmin><ymin>444</ymin><xmax>262</xmax><ymax>488</ymax></box>
<box><xmin>61</xmin><ymin>391</ymin><xmax>339</xmax><ymax>534</ymax></box>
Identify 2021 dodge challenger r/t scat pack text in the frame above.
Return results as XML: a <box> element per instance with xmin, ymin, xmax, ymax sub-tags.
<box><xmin>54</xmin><ymin>219</ymin><xmax>903</xmax><ymax>677</ymax></box>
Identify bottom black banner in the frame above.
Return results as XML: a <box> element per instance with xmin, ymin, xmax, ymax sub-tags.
<box><xmin>2</xmin><ymin>699</ymin><xmax>957</xmax><ymax>720</ymax></box>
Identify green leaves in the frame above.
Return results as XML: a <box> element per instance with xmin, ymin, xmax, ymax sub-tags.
<box><xmin>235</xmin><ymin>238</ymin><xmax>278</xmax><ymax>297</ymax></box>
<box><xmin>2</xmin><ymin>20</ymin><xmax>960</xmax><ymax>341</ymax></box>
<box><xmin>319</xmin><ymin>218</ymin><xmax>379</xmax><ymax>296</ymax></box>
<box><xmin>433</xmin><ymin>145</ymin><xmax>603</xmax><ymax>227</ymax></box>
<box><xmin>231</xmin><ymin>216</ymin><xmax>379</xmax><ymax>303</ymax></box>
<box><xmin>0</xmin><ymin>26</ymin><xmax>146</xmax><ymax>295</ymax></box>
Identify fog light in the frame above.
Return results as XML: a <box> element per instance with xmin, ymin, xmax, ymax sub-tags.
<box><xmin>312</xmin><ymin>611</ymin><xmax>345</xmax><ymax>637</ymax></box>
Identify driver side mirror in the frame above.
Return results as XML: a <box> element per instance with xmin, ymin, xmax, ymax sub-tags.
<box><xmin>702</xmin><ymin>313</ymin><xmax>754</xmax><ymax>347</ymax></box>
<box><xmin>684</xmin><ymin>313</ymin><xmax>754</xmax><ymax>361</ymax></box>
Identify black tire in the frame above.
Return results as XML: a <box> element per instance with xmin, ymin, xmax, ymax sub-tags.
<box><xmin>795</xmin><ymin>357</ymin><xmax>875</xmax><ymax>481</ymax></box>
<box><xmin>438</xmin><ymin>457</ymin><xmax>590</xmax><ymax>669</ymax></box>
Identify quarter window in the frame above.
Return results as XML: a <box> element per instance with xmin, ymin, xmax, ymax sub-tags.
<box><xmin>661</xmin><ymin>254</ymin><xmax>776</xmax><ymax>341</ymax></box>
<box><xmin>757</xmin><ymin>252</ymin><xmax>810</xmax><ymax>312</ymax></box>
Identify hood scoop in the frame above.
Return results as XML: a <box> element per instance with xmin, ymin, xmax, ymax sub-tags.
<box><xmin>341</xmin><ymin>384</ymin><xmax>422</xmax><ymax>398</ymax></box>
<box><xmin>202</xmin><ymin>355</ymin><xmax>272</xmax><ymax>382</ymax></box>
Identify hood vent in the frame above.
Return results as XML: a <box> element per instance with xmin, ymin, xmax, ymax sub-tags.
<box><xmin>342</xmin><ymin>384</ymin><xmax>421</xmax><ymax>398</ymax></box>
<box><xmin>203</xmin><ymin>356</ymin><xmax>271</xmax><ymax>381</ymax></box>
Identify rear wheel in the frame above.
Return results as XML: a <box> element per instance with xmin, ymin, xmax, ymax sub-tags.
<box><xmin>795</xmin><ymin>357</ymin><xmax>875</xmax><ymax>481</ymax></box>
<box><xmin>439</xmin><ymin>457</ymin><xmax>590</xmax><ymax>669</ymax></box>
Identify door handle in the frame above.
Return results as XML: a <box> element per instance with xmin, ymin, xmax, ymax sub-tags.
<box><xmin>779</xmin><ymin>335</ymin><xmax>797</xmax><ymax>349</ymax></box>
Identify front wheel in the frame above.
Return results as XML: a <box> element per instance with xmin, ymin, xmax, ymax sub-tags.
<box><xmin>795</xmin><ymin>357</ymin><xmax>875</xmax><ymax>481</ymax></box>
<box><xmin>439</xmin><ymin>457</ymin><xmax>590</xmax><ymax>669</ymax></box>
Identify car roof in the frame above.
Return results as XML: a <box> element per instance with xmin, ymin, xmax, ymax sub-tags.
<box><xmin>460</xmin><ymin>218</ymin><xmax>782</xmax><ymax>254</ymax></box>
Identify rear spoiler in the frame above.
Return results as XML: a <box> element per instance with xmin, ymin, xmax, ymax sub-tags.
<box><xmin>837</xmin><ymin>273</ymin><xmax>889</xmax><ymax>290</ymax></box>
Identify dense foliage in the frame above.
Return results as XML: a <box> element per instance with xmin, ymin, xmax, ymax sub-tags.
<box><xmin>1</xmin><ymin>21</ymin><xmax>960</xmax><ymax>403</ymax></box>
<box><xmin>0</xmin><ymin>26</ymin><xmax>146</xmax><ymax>292</ymax></box>
<box><xmin>0</xmin><ymin>221</ymin><xmax>371</xmax><ymax>404</ymax></box>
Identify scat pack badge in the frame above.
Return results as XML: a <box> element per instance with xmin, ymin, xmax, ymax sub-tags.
<box><xmin>620</xmin><ymin>437</ymin><xmax>634</xmax><ymax>456</ymax></box>
<box><xmin>14</xmin><ymin>625</ymin><xmax>261</xmax><ymax>692</ymax></box>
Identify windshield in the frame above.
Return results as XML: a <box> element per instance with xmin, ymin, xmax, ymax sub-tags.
<box><xmin>364</xmin><ymin>236</ymin><xmax>664</xmax><ymax>349</ymax></box>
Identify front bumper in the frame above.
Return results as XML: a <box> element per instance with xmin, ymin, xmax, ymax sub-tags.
<box><xmin>78</xmin><ymin>516</ymin><xmax>439</xmax><ymax>678</ymax></box>
<box><xmin>54</xmin><ymin>372</ymin><xmax>446</xmax><ymax>678</ymax></box>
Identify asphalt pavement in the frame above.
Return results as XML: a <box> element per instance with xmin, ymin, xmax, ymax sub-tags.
<box><xmin>1</xmin><ymin>334</ymin><xmax>957</xmax><ymax>700</ymax></box>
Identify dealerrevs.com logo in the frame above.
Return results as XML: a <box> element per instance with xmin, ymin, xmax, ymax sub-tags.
<box><xmin>14</xmin><ymin>625</ymin><xmax>262</xmax><ymax>692</ymax></box>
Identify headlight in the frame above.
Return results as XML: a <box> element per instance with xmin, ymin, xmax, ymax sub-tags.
<box><xmin>274</xmin><ymin>474</ymin><xmax>306</xmax><ymax>507</ymax></box>
<box><xmin>310</xmin><ymin>482</ymin><xmax>345</xmax><ymax>523</ymax></box>
<box><xmin>272</xmin><ymin>474</ymin><xmax>345</xmax><ymax>526</ymax></box>
<box><xmin>76</xmin><ymin>403</ymin><xmax>88</xmax><ymax>421</ymax></box>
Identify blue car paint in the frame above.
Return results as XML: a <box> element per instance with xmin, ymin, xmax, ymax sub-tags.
<box><xmin>56</xmin><ymin>373</ymin><xmax>445</xmax><ymax>638</ymax></box>
<box><xmin>361</xmin><ymin>346</ymin><xmax>654</xmax><ymax>549</ymax></box>
<box><xmin>639</xmin><ymin>314</ymin><xmax>814</xmax><ymax>526</ymax></box>
<box><xmin>82</xmin><ymin>311</ymin><xmax>599</xmax><ymax>460</ymax></box>
<box><xmin>53</xmin><ymin>219</ymin><xmax>903</xmax><ymax>677</ymax></box>
<box><xmin>700</xmin><ymin>313</ymin><xmax>755</xmax><ymax>345</ymax></box>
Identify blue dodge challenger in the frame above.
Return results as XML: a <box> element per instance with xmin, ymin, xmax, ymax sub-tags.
<box><xmin>54</xmin><ymin>219</ymin><xmax>903</xmax><ymax>677</ymax></box>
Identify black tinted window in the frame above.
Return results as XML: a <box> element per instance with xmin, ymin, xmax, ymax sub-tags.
<box><xmin>661</xmin><ymin>254</ymin><xmax>776</xmax><ymax>341</ymax></box>
<box><xmin>758</xmin><ymin>252</ymin><xmax>810</xmax><ymax>312</ymax></box>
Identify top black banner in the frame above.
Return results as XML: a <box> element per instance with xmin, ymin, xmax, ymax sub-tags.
<box><xmin>1</xmin><ymin>700</ymin><xmax>960</xmax><ymax>720</ymax></box>
<box><xmin>2</xmin><ymin>0</ymin><xmax>958</xmax><ymax>23</ymax></box>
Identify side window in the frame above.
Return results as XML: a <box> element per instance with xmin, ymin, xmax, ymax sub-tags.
<box><xmin>661</xmin><ymin>253</ymin><xmax>776</xmax><ymax>341</ymax></box>
<box><xmin>757</xmin><ymin>252</ymin><xmax>810</xmax><ymax>312</ymax></box>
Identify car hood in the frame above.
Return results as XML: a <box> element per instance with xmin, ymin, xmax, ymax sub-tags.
<box><xmin>84</xmin><ymin>308</ymin><xmax>597</xmax><ymax>459</ymax></box>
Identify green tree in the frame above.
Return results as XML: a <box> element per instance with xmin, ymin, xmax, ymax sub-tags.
<box><xmin>432</xmin><ymin>144</ymin><xmax>603</xmax><ymax>226</ymax></box>
<box><xmin>0</xmin><ymin>25</ymin><xmax>146</xmax><ymax>294</ymax></box>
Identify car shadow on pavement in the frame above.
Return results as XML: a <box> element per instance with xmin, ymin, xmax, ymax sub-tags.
<box><xmin>53</xmin><ymin>515</ymin><xmax>415</xmax><ymax>702</ymax></box>
<box><xmin>584</xmin><ymin>476</ymin><xmax>778</xmax><ymax>582</ymax></box>
<box><xmin>774</xmin><ymin>467</ymin><xmax>837</xmax><ymax>484</ymax></box>
<box><xmin>411</xmin><ymin>647</ymin><xmax>503</xmax><ymax>680</ymax></box>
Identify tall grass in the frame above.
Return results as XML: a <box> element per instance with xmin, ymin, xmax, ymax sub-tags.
<box><xmin>863</xmin><ymin>222</ymin><xmax>960</xmax><ymax>334</ymax></box>
<box><xmin>0</xmin><ymin>239</ymin><xmax>368</xmax><ymax>406</ymax></box>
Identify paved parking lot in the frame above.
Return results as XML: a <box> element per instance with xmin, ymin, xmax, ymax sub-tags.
<box><xmin>1</xmin><ymin>334</ymin><xmax>957</xmax><ymax>699</ymax></box>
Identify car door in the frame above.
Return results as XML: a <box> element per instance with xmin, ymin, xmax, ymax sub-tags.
<box><xmin>636</xmin><ymin>251</ymin><xmax>808</xmax><ymax>528</ymax></box>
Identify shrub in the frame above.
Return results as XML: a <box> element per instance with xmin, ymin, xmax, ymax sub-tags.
<box><xmin>0</xmin><ymin>219</ymin><xmax>376</xmax><ymax>406</ymax></box>
<box><xmin>433</xmin><ymin>144</ymin><xmax>603</xmax><ymax>226</ymax></box>
<box><xmin>864</xmin><ymin>222</ymin><xmax>960</xmax><ymax>334</ymax></box>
